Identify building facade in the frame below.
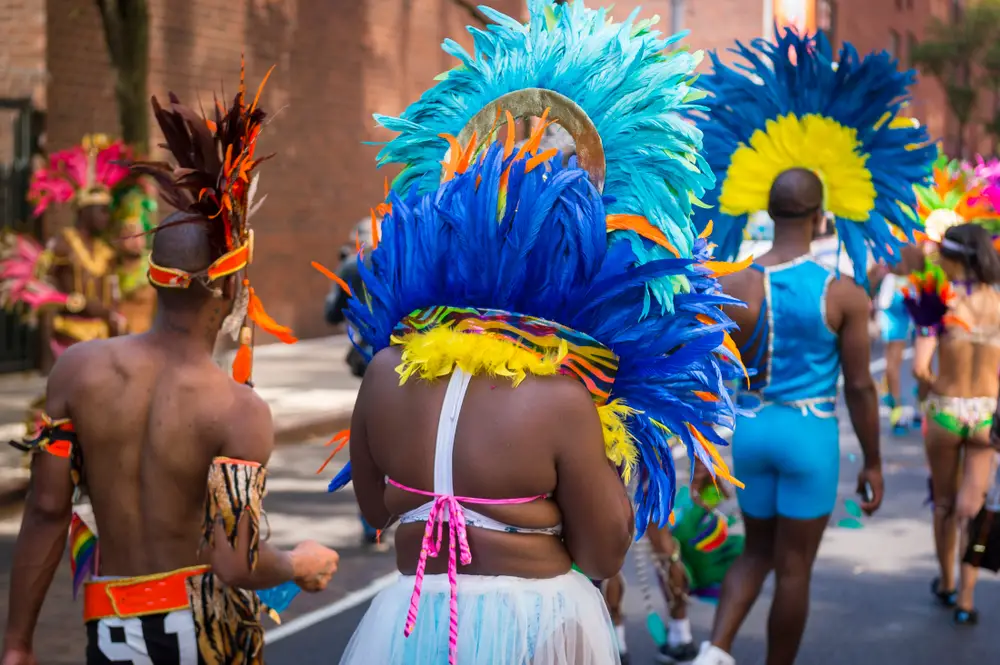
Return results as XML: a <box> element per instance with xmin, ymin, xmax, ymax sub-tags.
<box><xmin>0</xmin><ymin>0</ymin><xmax>522</xmax><ymax>368</ymax></box>
<box><xmin>0</xmin><ymin>0</ymin><xmax>988</xmax><ymax>366</ymax></box>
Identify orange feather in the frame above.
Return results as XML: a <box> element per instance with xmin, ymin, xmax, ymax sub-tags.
<box><xmin>606</xmin><ymin>214</ymin><xmax>681</xmax><ymax>257</ymax></box>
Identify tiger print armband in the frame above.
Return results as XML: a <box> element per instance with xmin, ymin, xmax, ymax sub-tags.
<box><xmin>203</xmin><ymin>457</ymin><xmax>268</xmax><ymax>571</ymax></box>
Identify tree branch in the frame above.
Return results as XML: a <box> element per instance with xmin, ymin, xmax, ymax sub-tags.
<box><xmin>95</xmin><ymin>0</ymin><xmax>125</xmax><ymax>68</ymax></box>
<box><xmin>448</xmin><ymin>0</ymin><xmax>490</xmax><ymax>26</ymax></box>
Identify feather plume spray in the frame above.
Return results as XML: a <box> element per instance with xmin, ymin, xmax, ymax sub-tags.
<box><xmin>130</xmin><ymin>60</ymin><xmax>272</xmax><ymax>251</ymax></box>
<box><xmin>318</xmin><ymin>2</ymin><xmax>751</xmax><ymax>535</ymax></box>
<box><xmin>28</xmin><ymin>136</ymin><xmax>132</xmax><ymax>215</ymax></box>
<box><xmin>0</xmin><ymin>232</ymin><xmax>69</xmax><ymax>322</ymax></box>
<box><xmin>901</xmin><ymin>262</ymin><xmax>966</xmax><ymax>335</ymax></box>
<box><xmin>324</xmin><ymin>141</ymin><xmax>745</xmax><ymax>536</ymax></box>
<box><xmin>915</xmin><ymin>154</ymin><xmax>999</xmax><ymax>242</ymax></box>
<box><xmin>131</xmin><ymin>59</ymin><xmax>294</xmax><ymax>382</ymax></box>
<box><xmin>688</xmin><ymin>28</ymin><xmax>935</xmax><ymax>288</ymax></box>
<box><xmin>371</xmin><ymin>0</ymin><xmax>714</xmax><ymax>311</ymax></box>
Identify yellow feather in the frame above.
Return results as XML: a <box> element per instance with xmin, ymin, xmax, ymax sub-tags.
<box><xmin>393</xmin><ymin>327</ymin><xmax>638</xmax><ymax>468</ymax></box>
<box><xmin>719</xmin><ymin>113</ymin><xmax>876</xmax><ymax>222</ymax></box>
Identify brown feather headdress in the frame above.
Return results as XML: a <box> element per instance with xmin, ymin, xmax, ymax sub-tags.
<box><xmin>135</xmin><ymin>59</ymin><xmax>295</xmax><ymax>385</ymax></box>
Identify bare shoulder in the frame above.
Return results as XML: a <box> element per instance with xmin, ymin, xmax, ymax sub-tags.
<box><xmin>525</xmin><ymin>374</ymin><xmax>603</xmax><ymax>451</ymax></box>
<box><xmin>718</xmin><ymin>271</ymin><xmax>750</xmax><ymax>298</ymax></box>
<box><xmin>365</xmin><ymin>346</ymin><xmax>400</xmax><ymax>384</ymax></box>
<box><xmin>216</xmin><ymin>379</ymin><xmax>273</xmax><ymax>465</ymax></box>
<box><xmin>49</xmin><ymin>338</ymin><xmax>114</xmax><ymax>389</ymax></box>
<box><xmin>827</xmin><ymin>274</ymin><xmax>868</xmax><ymax>310</ymax></box>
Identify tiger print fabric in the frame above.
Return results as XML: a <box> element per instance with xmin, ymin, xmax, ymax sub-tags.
<box><xmin>192</xmin><ymin>458</ymin><xmax>269</xmax><ymax>664</ymax></box>
<box><xmin>185</xmin><ymin>570</ymin><xmax>265</xmax><ymax>664</ymax></box>
<box><xmin>203</xmin><ymin>458</ymin><xmax>267</xmax><ymax>570</ymax></box>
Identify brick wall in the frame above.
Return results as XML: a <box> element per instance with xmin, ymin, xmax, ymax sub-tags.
<box><xmin>40</xmin><ymin>0</ymin><xmax>520</xmax><ymax>341</ymax></box>
<box><xmin>0</xmin><ymin>0</ymin><xmax>46</xmax><ymax>107</ymax></box>
<box><xmin>0</xmin><ymin>0</ymin><xmax>46</xmax><ymax>205</ymax></box>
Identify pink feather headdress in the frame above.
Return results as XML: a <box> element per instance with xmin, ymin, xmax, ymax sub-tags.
<box><xmin>28</xmin><ymin>134</ymin><xmax>131</xmax><ymax>216</ymax></box>
<box><xmin>969</xmin><ymin>156</ymin><xmax>1000</xmax><ymax>214</ymax></box>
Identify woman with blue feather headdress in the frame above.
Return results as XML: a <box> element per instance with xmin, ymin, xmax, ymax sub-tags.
<box><xmin>312</xmin><ymin>2</ymin><xmax>750</xmax><ymax>664</ymax></box>
<box><xmin>683</xmin><ymin>28</ymin><xmax>935</xmax><ymax>665</ymax></box>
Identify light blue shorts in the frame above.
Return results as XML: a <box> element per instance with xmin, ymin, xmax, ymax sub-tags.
<box><xmin>733</xmin><ymin>403</ymin><xmax>840</xmax><ymax>520</ymax></box>
<box><xmin>879</xmin><ymin>306</ymin><xmax>912</xmax><ymax>343</ymax></box>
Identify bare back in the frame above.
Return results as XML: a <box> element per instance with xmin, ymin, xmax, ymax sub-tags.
<box><xmin>353</xmin><ymin>347</ymin><xmax>632</xmax><ymax>580</ymax></box>
<box><xmin>935</xmin><ymin>286</ymin><xmax>1000</xmax><ymax>398</ymax></box>
<box><xmin>64</xmin><ymin>334</ymin><xmax>255</xmax><ymax>576</ymax></box>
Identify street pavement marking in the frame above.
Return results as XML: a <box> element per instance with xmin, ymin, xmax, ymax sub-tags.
<box><xmin>265</xmin><ymin>572</ymin><xmax>400</xmax><ymax>644</ymax></box>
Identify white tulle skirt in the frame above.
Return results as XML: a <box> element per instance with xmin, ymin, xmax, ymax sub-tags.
<box><xmin>339</xmin><ymin>571</ymin><xmax>620</xmax><ymax>665</ymax></box>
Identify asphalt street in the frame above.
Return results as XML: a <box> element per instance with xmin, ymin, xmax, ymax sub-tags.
<box><xmin>263</xmin><ymin>350</ymin><xmax>1000</xmax><ymax>665</ymax></box>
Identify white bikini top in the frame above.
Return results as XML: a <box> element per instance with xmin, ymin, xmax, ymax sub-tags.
<box><xmin>393</xmin><ymin>368</ymin><xmax>562</xmax><ymax>536</ymax></box>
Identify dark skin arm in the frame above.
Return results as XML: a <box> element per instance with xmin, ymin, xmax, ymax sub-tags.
<box><xmin>555</xmin><ymin>384</ymin><xmax>634</xmax><ymax>580</ymax></box>
<box><xmin>211</xmin><ymin>389</ymin><xmax>338</xmax><ymax>591</ymax></box>
<box><xmin>2</xmin><ymin>348</ymin><xmax>80</xmax><ymax>660</ymax></box>
<box><xmin>830</xmin><ymin>277</ymin><xmax>884</xmax><ymax>515</ymax></box>
<box><xmin>349</xmin><ymin>375</ymin><xmax>392</xmax><ymax>530</ymax></box>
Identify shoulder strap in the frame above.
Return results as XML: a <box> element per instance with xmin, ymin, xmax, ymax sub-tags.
<box><xmin>433</xmin><ymin>368</ymin><xmax>473</xmax><ymax>496</ymax></box>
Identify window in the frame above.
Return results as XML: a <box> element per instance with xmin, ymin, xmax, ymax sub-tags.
<box><xmin>889</xmin><ymin>29</ymin><xmax>901</xmax><ymax>59</ymax></box>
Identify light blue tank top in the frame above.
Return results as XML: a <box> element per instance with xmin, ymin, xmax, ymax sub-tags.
<box><xmin>741</xmin><ymin>257</ymin><xmax>840</xmax><ymax>407</ymax></box>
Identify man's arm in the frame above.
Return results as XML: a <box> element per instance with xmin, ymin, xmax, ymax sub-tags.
<box><xmin>348</xmin><ymin>368</ymin><xmax>392</xmax><ymax>530</ymax></box>
<box><xmin>2</xmin><ymin>350</ymin><xmax>79</xmax><ymax>658</ymax></box>
<box><xmin>211</xmin><ymin>389</ymin><xmax>338</xmax><ymax>591</ymax></box>
<box><xmin>833</xmin><ymin>278</ymin><xmax>884</xmax><ymax>514</ymax></box>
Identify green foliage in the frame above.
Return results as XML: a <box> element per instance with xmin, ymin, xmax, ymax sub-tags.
<box><xmin>94</xmin><ymin>0</ymin><xmax>150</xmax><ymax>154</ymax></box>
<box><xmin>911</xmin><ymin>0</ymin><xmax>1000</xmax><ymax>155</ymax></box>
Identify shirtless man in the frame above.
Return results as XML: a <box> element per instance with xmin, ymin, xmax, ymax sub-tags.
<box><xmin>1</xmin><ymin>218</ymin><xmax>339</xmax><ymax>665</ymax></box>
<box><xmin>693</xmin><ymin>169</ymin><xmax>884</xmax><ymax>665</ymax></box>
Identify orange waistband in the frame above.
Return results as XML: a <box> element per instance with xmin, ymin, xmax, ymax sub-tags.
<box><xmin>83</xmin><ymin>565</ymin><xmax>210</xmax><ymax>622</ymax></box>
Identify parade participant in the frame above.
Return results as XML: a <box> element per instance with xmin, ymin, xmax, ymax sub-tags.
<box><xmin>27</xmin><ymin>135</ymin><xmax>130</xmax><ymax>357</ymax></box>
<box><xmin>647</xmin><ymin>521</ymin><xmax>698</xmax><ymax>664</ymax></box>
<box><xmin>906</xmin><ymin>223</ymin><xmax>1000</xmax><ymax>626</ymax></box>
<box><xmin>315</xmin><ymin>3</ymin><xmax>746</xmax><ymax>663</ymax></box>
<box><xmin>687</xmin><ymin>28</ymin><xmax>935</xmax><ymax>665</ymax></box>
<box><xmin>0</xmin><ymin>65</ymin><xmax>337</xmax><ymax>665</ymax></box>
<box><xmin>869</xmin><ymin>244</ymin><xmax>925</xmax><ymax>434</ymax></box>
<box><xmin>112</xmin><ymin>179</ymin><xmax>159</xmax><ymax>333</ymax></box>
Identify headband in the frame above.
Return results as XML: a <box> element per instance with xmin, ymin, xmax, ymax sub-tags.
<box><xmin>939</xmin><ymin>237</ymin><xmax>976</xmax><ymax>256</ymax></box>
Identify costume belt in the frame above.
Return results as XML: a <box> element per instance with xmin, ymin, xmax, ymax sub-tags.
<box><xmin>52</xmin><ymin>315</ymin><xmax>109</xmax><ymax>342</ymax></box>
<box><xmin>737</xmin><ymin>393</ymin><xmax>837</xmax><ymax>419</ymax></box>
<box><xmin>83</xmin><ymin>565</ymin><xmax>209</xmax><ymax>622</ymax></box>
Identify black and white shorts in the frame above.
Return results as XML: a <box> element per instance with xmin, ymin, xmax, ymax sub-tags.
<box><xmin>86</xmin><ymin>610</ymin><xmax>200</xmax><ymax>665</ymax></box>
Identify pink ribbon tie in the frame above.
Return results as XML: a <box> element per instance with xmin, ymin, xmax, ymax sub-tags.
<box><xmin>402</xmin><ymin>495</ymin><xmax>472</xmax><ymax>665</ymax></box>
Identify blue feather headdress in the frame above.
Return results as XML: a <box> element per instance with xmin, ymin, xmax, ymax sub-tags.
<box><xmin>318</xmin><ymin>0</ymin><xmax>747</xmax><ymax>537</ymax></box>
<box><xmin>374</xmin><ymin>0</ymin><xmax>714</xmax><ymax>309</ymax></box>
<box><xmin>688</xmin><ymin>28</ymin><xmax>936</xmax><ymax>287</ymax></box>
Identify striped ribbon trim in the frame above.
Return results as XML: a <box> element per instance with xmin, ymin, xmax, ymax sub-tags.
<box><xmin>393</xmin><ymin>305</ymin><xmax>619</xmax><ymax>404</ymax></box>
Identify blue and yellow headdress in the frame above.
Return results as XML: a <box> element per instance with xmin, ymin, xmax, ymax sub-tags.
<box><xmin>689</xmin><ymin>28</ymin><xmax>935</xmax><ymax>285</ymax></box>
<box><xmin>318</xmin><ymin>0</ymin><xmax>748</xmax><ymax>534</ymax></box>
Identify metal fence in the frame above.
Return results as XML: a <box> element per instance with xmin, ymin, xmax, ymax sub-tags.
<box><xmin>0</xmin><ymin>98</ymin><xmax>41</xmax><ymax>372</ymax></box>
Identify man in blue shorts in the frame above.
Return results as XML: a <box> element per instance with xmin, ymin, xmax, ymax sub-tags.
<box><xmin>695</xmin><ymin>168</ymin><xmax>886</xmax><ymax>665</ymax></box>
